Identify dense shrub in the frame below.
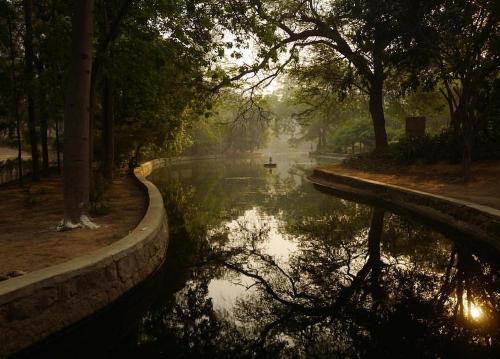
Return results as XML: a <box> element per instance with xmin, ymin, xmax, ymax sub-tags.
<box><xmin>344</xmin><ymin>128</ymin><xmax>500</xmax><ymax>170</ymax></box>
<box><xmin>391</xmin><ymin>131</ymin><xmax>463</xmax><ymax>164</ymax></box>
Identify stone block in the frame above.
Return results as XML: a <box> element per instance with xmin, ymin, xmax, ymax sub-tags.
<box><xmin>405</xmin><ymin>116</ymin><xmax>426</xmax><ymax>137</ymax></box>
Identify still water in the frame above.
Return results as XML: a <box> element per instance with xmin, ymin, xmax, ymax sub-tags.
<box><xmin>24</xmin><ymin>154</ymin><xmax>499</xmax><ymax>358</ymax></box>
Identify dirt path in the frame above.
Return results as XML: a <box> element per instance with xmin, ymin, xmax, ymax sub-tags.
<box><xmin>0</xmin><ymin>173</ymin><xmax>147</xmax><ymax>277</ymax></box>
<box><xmin>318</xmin><ymin>161</ymin><xmax>500</xmax><ymax>210</ymax></box>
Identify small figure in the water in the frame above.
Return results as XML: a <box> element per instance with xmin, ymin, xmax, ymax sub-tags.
<box><xmin>128</xmin><ymin>156</ymin><xmax>138</xmax><ymax>172</ymax></box>
<box><xmin>264</xmin><ymin>155</ymin><xmax>276</xmax><ymax>168</ymax></box>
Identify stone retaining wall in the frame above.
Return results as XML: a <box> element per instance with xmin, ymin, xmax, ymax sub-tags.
<box><xmin>0</xmin><ymin>160</ymin><xmax>168</xmax><ymax>358</ymax></box>
<box><xmin>310</xmin><ymin>168</ymin><xmax>500</xmax><ymax>251</ymax></box>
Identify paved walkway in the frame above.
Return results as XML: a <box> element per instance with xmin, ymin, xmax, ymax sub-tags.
<box><xmin>318</xmin><ymin>161</ymin><xmax>500</xmax><ymax>210</ymax></box>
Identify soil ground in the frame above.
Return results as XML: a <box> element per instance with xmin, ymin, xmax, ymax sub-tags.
<box><xmin>0</xmin><ymin>172</ymin><xmax>147</xmax><ymax>277</ymax></box>
<box><xmin>319</xmin><ymin>161</ymin><xmax>500</xmax><ymax>210</ymax></box>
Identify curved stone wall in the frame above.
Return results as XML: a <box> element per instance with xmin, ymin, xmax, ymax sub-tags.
<box><xmin>0</xmin><ymin>160</ymin><xmax>168</xmax><ymax>358</ymax></box>
<box><xmin>309</xmin><ymin>169</ymin><xmax>500</xmax><ymax>252</ymax></box>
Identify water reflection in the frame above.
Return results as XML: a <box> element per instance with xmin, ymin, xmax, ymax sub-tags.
<box><xmin>142</xmin><ymin>156</ymin><xmax>500</xmax><ymax>358</ymax></box>
<box><xmin>23</xmin><ymin>155</ymin><xmax>500</xmax><ymax>358</ymax></box>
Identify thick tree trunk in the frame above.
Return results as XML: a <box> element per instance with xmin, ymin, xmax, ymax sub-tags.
<box><xmin>62</xmin><ymin>0</ymin><xmax>95</xmax><ymax>227</ymax></box>
<box><xmin>367</xmin><ymin>207</ymin><xmax>385</xmax><ymax>302</ymax></box>
<box><xmin>441</xmin><ymin>83</ymin><xmax>458</xmax><ymax>131</ymax></box>
<box><xmin>367</xmin><ymin>208</ymin><xmax>384</xmax><ymax>265</ymax></box>
<box><xmin>23</xmin><ymin>0</ymin><xmax>40</xmax><ymax>181</ymax></box>
<box><xmin>368</xmin><ymin>76</ymin><xmax>389</xmax><ymax>150</ymax></box>
<box><xmin>461</xmin><ymin>113</ymin><xmax>474</xmax><ymax>181</ymax></box>
<box><xmin>455</xmin><ymin>86</ymin><xmax>473</xmax><ymax>181</ymax></box>
<box><xmin>40</xmin><ymin>104</ymin><xmax>49</xmax><ymax>174</ymax></box>
<box><xmin>102</xmin><ymin>76</ymin><xmax>115</xmax><ymax>182</ymax></box>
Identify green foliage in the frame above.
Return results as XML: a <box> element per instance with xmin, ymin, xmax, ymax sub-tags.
<box><xmin>184</xmin><ymin>90</ymin><xmax>272</xmax><ymax>155</ymax></box>
<box><xmin>184</xmin><ymin>118</ymin><xmax>224</xmax><ymax>155</ymax></box>
<box><xmin>1</xmin><ymin>0</ymin><xmax>227</xmax><ymax>173</ymax></box>
<box><xmin>391</xmin><ymin>132</ymin><xmax>462</xmax><ymax>164</ymax></box>
<box><xmin>346</xmin><ymin>127</ymin><xmax>500</xmax><ymax>169</ymax></box>
<box><xmin>281</xmin><ymin>73</ymin><xmax>450</xmax><ymax>153</ymax></box>
<box><xmin>330</xmin><ymin>117</ymin><xmax>374</xmax><ymax>151</ymax></box>
<box><xmin>0</xmin><ymin>0</ymin><xmax>498</xmax><ymax>178</ymax></box>
<box><xmin>108</xmin><ymin>1</ymin><xmax>223</xmax><ymax>160</ymax></box>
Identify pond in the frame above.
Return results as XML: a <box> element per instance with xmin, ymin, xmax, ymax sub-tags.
<box><xmin>23</xmin><ymin>154</ymin><xmax>500</xmax><ymax>358</ymax></box>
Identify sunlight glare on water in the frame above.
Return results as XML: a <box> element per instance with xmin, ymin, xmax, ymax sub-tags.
<box><xmin>467</xmin><ymin>302</ymin><xmax>484</xmax><ymax>321</ymax></box>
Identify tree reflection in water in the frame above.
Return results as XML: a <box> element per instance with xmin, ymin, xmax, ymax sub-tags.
<box><xmin>132</xmin><ymin>158</ymin><xmax>500</xmax><ymax>358</ymax></box>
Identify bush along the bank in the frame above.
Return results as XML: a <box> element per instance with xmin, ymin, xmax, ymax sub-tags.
<box><xmin>392</xmin><ymin>132</ymin><xmax>463</xmax><ymax>164</ymax></box>
<box><xmin>344</xmin><ymin>129</ymin><xmax>500</xmax><ymax>171</ymax></box>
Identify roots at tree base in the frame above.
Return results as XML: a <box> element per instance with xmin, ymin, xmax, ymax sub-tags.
<box><xmin>57</xmin><ymin>215</ymin><xmax>100</xmax><ymax>231</ymax></box>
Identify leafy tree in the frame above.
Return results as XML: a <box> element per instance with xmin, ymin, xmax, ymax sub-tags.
<box><xmin>414</xmin><ymin>0</ymin><xmax>499</xmax><ymax>176</ymax></box>
<box><xmin>330</xmin><ymin>116</ymin><xmax>374</xmax><ymax>152</ymax></box>
<box><xmin>220</xmin><ymin>0</ymin><xmax>430</xmax><ymax>150</ymax></box>
<box><xmin>184</xmin><ymin>90</ymin><xmax>273</xmax><ymax>155</ymax></box>
<box><xmin>22</xmin><ymin>0</ymin><xmax>40</xmax><ymax>180</ymax></box>
<box><xmin>0</xmin><ymin>0</ymin><xmax>24</xmax><ymax>180</ymax></box>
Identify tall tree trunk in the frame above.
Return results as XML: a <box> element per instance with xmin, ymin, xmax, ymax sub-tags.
<box><xmin>456</xmin><ymin>86</ymin><xmax>473</xmax><ymax>181</ymax></box>
<box><xmin>40</xmin><ymin>101</ymin><xmax>49</xmax><ymax>174</ymax></box>
<box><xmin>367</xmin><ymin>208</ymin><xmax>384</xmax><ymax>267</ymax></box>
<box><xmin>367</xmin><ymin>207</ymin><xmax>385</xmax><ymax>303</ymax></box>
<box><xmin>102</xmin><ymin>76</ymin><xmax>115</xmax><ymax>182</ymax></box>
<box><xmin>6</xmin><ymin>12</ymin><xmax>23</xmax><ymax>183</ymax></box>
<box><xmin>368</xmin><ymin>76</ymin><xmax>388</xmax><ymax>150</ymax></box>
<box><xmin>441</xmin><ymin>82</ymin><xmax>458</xmax><ymax>131</ymax></box>
<box><xmin>55</xmin><ymin>115</ymin><xmax>61</xmax><ymax>174</ymax></box>
<box><xmin>461</xmin><ymin>111</ymin><xmax>474</xmax><ymax>181</ymax></box>
<box><xmin>369</xmin><ymin>35</ymin><xmax>389</xmax><ymax>150</ymax></box>
<box><xmin>15</xmin><ymin>105</ymin><xmax>23</xmax><ymax>183</ymax></box>
<box><xmin>90</xmin><ymin>0</ymin><xmax>132</xmax><ymax>185</ymax></box>
<box><xmin>62</xmin><ymin>0</ymin><xmax>95</xmax><ymax>227</ymax></box>
<box><xmin>89</xmin><ymin>82</ymin><xmax>96</xmax><ymax>195</ymax></box>
<box><xmin>23</xmin><ymin>0</ymin><xmax>40</xmax><ymax>180</ymax></box>
<box><xmin>36</xmin><ymin>61</ymin><xmax>50</xmax><ymax>174</ymax></box>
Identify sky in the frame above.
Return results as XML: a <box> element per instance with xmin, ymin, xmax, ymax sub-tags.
<box><xmin>221</xmin><ymin>31</ymin><xmax>284</xmax><ymax>95</ymax></box>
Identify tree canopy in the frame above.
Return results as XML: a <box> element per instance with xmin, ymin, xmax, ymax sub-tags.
<box><xmin>0</xmin><ymin>0</ymin><xmax>498</xmax><ymax>224</ymax></box>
